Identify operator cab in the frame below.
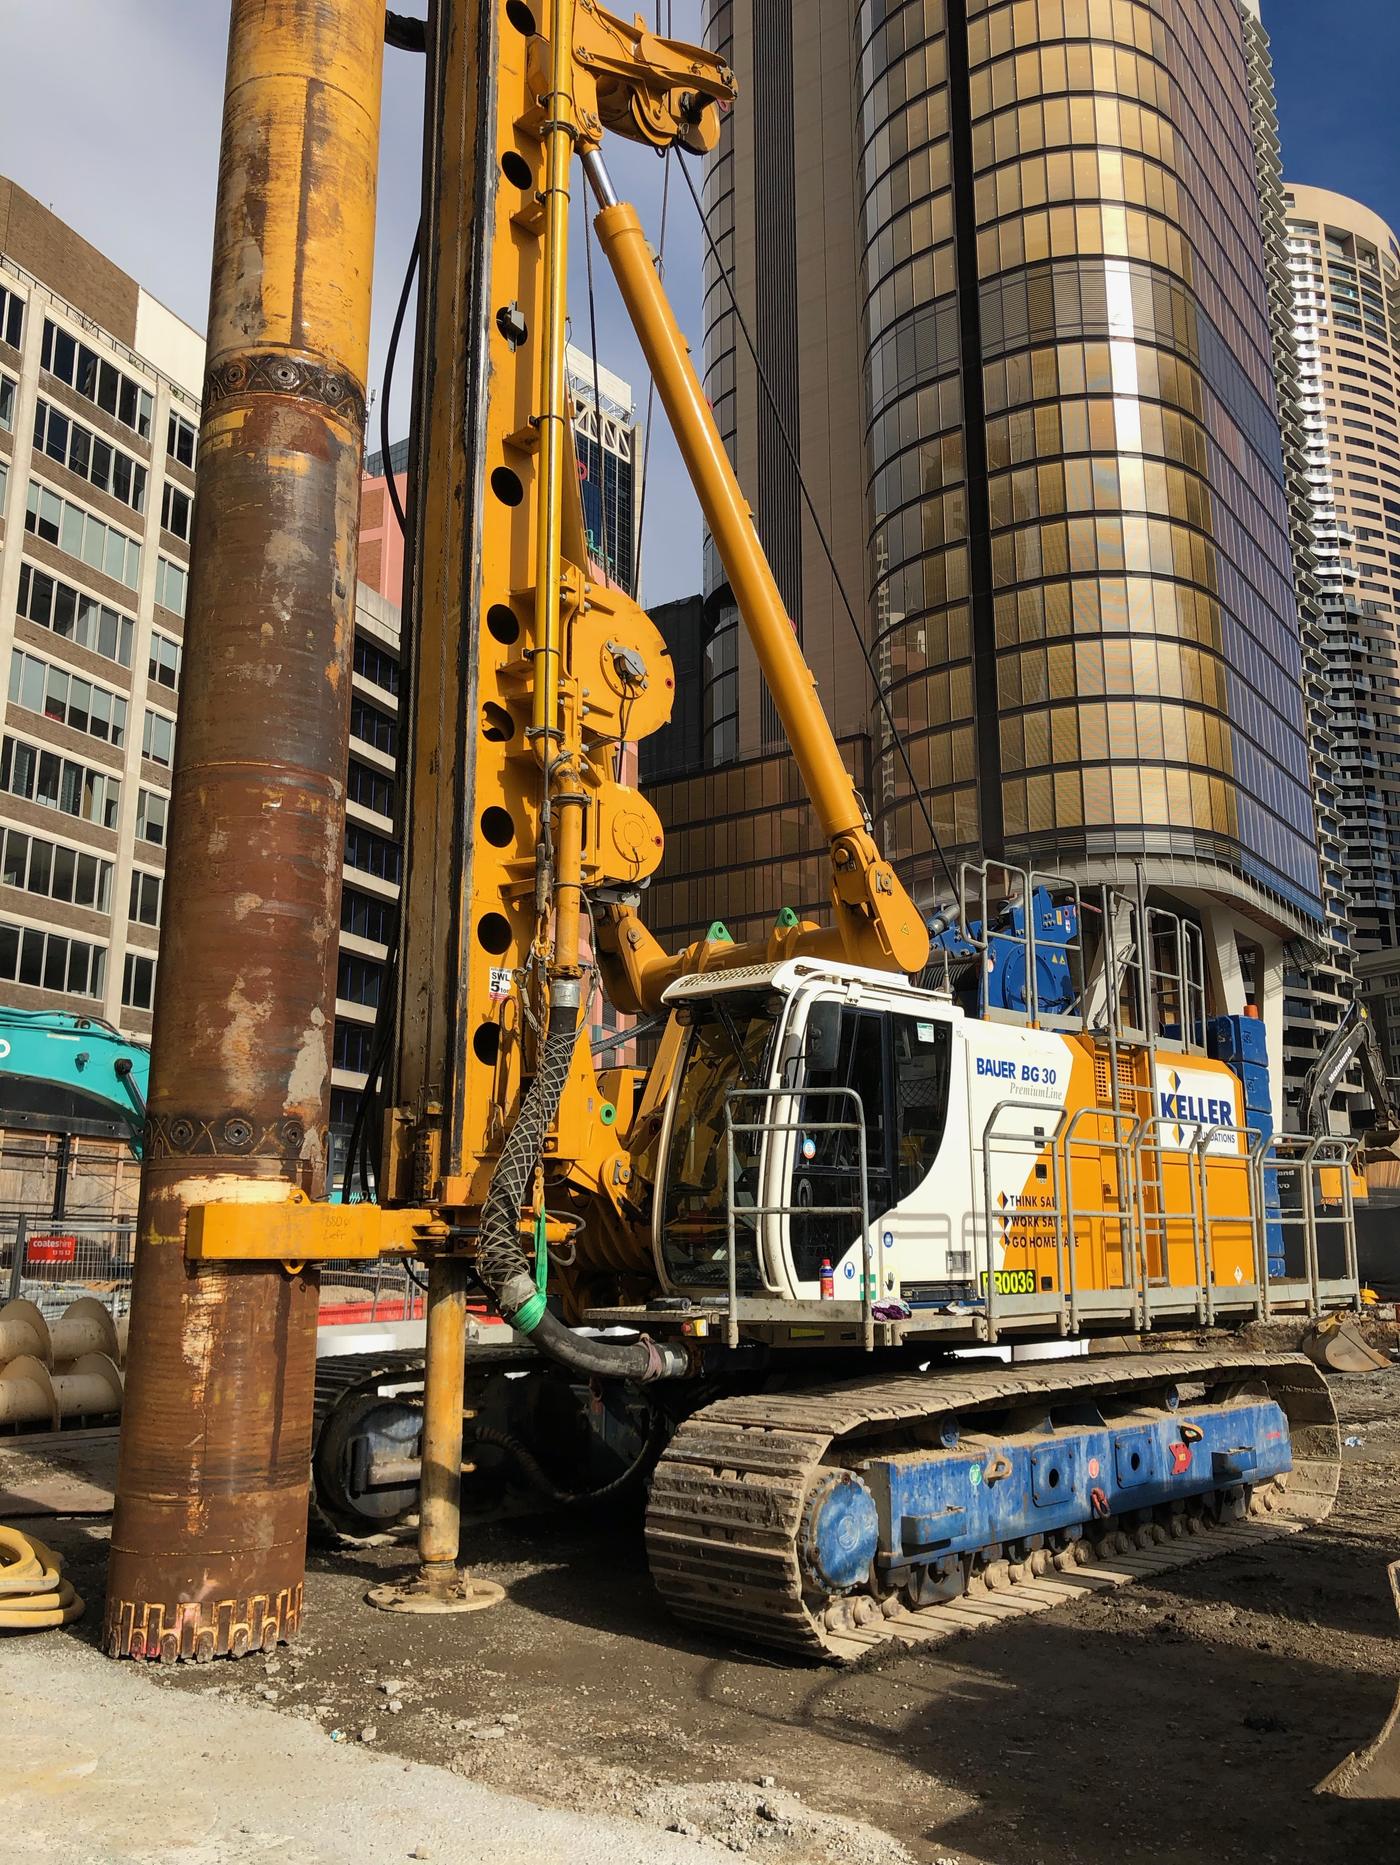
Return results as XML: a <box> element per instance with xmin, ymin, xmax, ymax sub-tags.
<box><xmin>652</xmin><ymin>960</ymin><xmax>963</xmax><ymax>1304</ymax></box>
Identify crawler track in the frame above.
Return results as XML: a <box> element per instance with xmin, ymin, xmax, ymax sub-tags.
<box><xmin>646</xmin><ymin>1351</ymin><xmax>1338</xmax><ymax>1661</ymax></box>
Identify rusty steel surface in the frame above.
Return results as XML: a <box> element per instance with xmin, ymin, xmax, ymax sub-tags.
<box><xmin>103</xmin><ymin>0</ymin><xmax>385</xmax><ymax>1662</ymax></box>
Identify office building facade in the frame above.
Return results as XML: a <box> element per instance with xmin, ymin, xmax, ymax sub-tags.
<box><xmin>1284</xmin><ymin>186</ymin><xmax>1400</xmax><ymax>959</ymax></box>
<box><xmin>645</xmin><ymin>0</ymin><xmax>1325</xmax><ymax>1091</ymax></box>
<box><xmin>1283</xmin><ymin>182</ymin><xmax>1400</xmax><ymax>1129</ymax></box>
<box><xmin>0</xmin><ymin>179</ymin><xmax>202</xmax><ymax>1044</ymax></box>
<box><xmin>1239</xmin><ymin>9</ymin><xmax>1353</xmax><ymax>1128</ymax></box>
<box><xmin>0</xmin><ymin>180</ymin><xmax>403</xmax><ymax>1179</ymax></box>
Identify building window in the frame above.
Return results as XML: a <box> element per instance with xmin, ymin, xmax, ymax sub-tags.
<box><xmin>16</xmin><ymin>562</ymin><xmax>135</xmax><ymax>667</ymax></box>
<box><xmin>0</xmin><ymin>370</ymin><xmax>15</xmax><ymax>431</ymax></box>
<box><xmin>142</xmin><ymin>708</ymin><xmax>175</xmax><ymax>768</ymax></box>
<box><xmin>0</xmin><ymin>733</ymin><xmax>121</xmax><ymax>829</ymax></box>
<box><xmin>9</xmin><ymin>647</ymin><xmax>128</xmax><ymax>749</ymax></box>
<box><xmin>24</xmin><ymin>479</ymin><xmax>141</xmax><ymax>589</ymax></box>
<box><xmin>148</xmin><ymin>630</ymin><xmax>181</xmax><ymax>692</ymax></box>
<box><xmin>0</xmin><ymin>285</ymin><xmax>23</xmax><ymax>349</ymax></box>
<box><xmin>33</xmin><ymin>398</ymin><xmax>147</xmax><ymax>513</ymax></box>
<box><xmin>0</xmin><ymin>827</ymin><xmax>112</xmax><ymax>912</ymax></box>
<box><xmin>344</xmin><ymin>823</ymin><xmax>401</xmax><ymax>884</ymax></box>
<box><xmin>135</xmin><ymin>787</ymin><xmax>169</xmax><ymax>847</ymax></box>
<box><xmin>354</xmin><ymin>637</ymin><xmax>400</xmax><ymax>695</ymax></box>
<box><xmin>129</xmin><ymin>868</ymin><xmax>162</xmax><ymax>926</ymax></box>
<box><xmin>349</xmin><ymin>696</ymin><xmax>397</xmax><ymax>758</ymax></box>
<box><xmin>166</xmin><ymin>411</ymin><xmax>197</xmax><ymax>470</ymax></box>
<box><xmin>40</xmin><ymin>318</ymin><xmax>152</xmax><ymax>438</ymax></box>
<box><xmin>0</xmin><ymin>459</ymin><xmax>6</xmax><ymax>509</ymax></box>
<box><xmin>337</xmin><ymin>953</ymin><xmax>382</xmax><ymax>1007</ymax></box>
<box><xmin>341</xmin><ymin>885</ymin><xmax>395</xmax><ymax>944</ymax></box>
<box><xmin>0</xmin><ymin>920</ymin><xmax>106</xmax><ymax>999</ymax></box>
<box><xmin>160</xmin><ymin>482</ymin><xmax>191</xmax><ymax>541</ymax></box>
<box><xmin>347</xmin><ymin>757</ymin><xmax>394</xmax><ymax>819</ymax></box>
<box><xmin>333</xmin><ymin>1019</ymin><xmax>374</xmax><ymax>1075</ymax></box>
<box><xmin>122</xmin><ymin>950</ymin><xmax>156</xmax><ymax>1012</ymax></box>
<box><xmin>154</xmin><ymin>554</ymin><xmax>187</xmax><ymax>617</ymax></box>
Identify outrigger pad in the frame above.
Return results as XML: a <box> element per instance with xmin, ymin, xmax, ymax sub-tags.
<box><xmin>1317</xmin><ymin>1561</ymin><xmax>1400</xmax><ymax>1798</ymax></box>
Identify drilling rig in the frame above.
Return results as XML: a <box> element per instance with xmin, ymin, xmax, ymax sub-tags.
<box><xmin>106</xmin><ymin>0</ymin><xmax>1364</xmax><ymax>1668</ymax></box>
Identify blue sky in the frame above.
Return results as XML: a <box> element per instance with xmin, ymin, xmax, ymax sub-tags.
<box><xmin>1267</xmin><ymin>0</ymin><xmax>1400</xmax><ymax>235</ymax></box>
<box><xmin>1</xmin><ymin>2</ymin><xmax>1394</xmax><ymax>605</ymax></box>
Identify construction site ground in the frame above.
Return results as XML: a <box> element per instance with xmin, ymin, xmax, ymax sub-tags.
<box><xmin>10</xmin><ymin>1363</ymin><xmax>1400</xmax><ymax>1865</ymax></box>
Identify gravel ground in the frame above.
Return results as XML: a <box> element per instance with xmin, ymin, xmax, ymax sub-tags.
<box><xmin>40</xmin><ymin>1365</ymin><xmax>1400</xmax><ymax>1865</ymax></box>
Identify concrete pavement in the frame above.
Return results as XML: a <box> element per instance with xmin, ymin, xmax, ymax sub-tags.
<box><xmin>1</xmin><ymin>1630</ymin><xmax>729</xmax><ymax>1864</ymax></box>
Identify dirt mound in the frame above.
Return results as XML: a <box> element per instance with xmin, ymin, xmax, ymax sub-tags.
<box><xmin>634</xmin><ymin>1779</ymin><xmax>922</xmax><ymax>1864</ymax></box>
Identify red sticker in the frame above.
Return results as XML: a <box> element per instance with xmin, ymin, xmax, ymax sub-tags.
<box><xmin>1170</xmin><ymin>1441</ymin><xmax>1193</xmax><ymax>1475</ymax></box>
<box><xmin>1087</xmin><ymin>1456</ymin><xmax>1101</xmax><ymax>1479</ymax></box>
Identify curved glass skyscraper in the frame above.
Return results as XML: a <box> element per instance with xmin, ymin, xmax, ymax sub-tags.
<box><xmin>647</xmin><ymin>0</ymin><xmax>1325</xmax><ymax>1072</ymax></box>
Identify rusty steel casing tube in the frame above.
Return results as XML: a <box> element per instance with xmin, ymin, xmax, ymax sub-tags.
<box><xmin>104</xmin><ymin>0</ymin><xmax>384</xmax><ymax>1663</ymax></box>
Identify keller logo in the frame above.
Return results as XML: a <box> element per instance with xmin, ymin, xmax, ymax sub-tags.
<box><xmin>1159</xmin><ymin>1070</ymin><xmax>1234</xmax><ymax>1145</ymax></box>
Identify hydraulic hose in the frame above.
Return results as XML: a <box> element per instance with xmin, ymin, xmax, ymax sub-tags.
<box><xmin>475</xmin><ymin>990</ymin><xmax>688</xmax><ymax>1382</ymax></box>
<box><xmin>466</xmin><ymin>1409</ymin><xmax>668</xmax><ymax>1507</ymax></box>
<box><xmin>0</xmin><ymin>1525</ymin><xmax>84</xmax><ymax>1631</ymax></box>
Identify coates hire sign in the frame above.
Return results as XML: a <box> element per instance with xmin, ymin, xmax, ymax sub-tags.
<box><xmin>1155</xmin><ymin>1065</ymin><xmax>1241</xmax><ymax>1154</ymax></box>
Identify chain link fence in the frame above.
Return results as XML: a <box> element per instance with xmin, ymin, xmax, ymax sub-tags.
<box><xmin>1</xmin><ymin>1213</ymin><xmax>137</xmax><ymax>1321</ymax></box>
<box><xmin>0</xmin><ymin>1215</ymin><xmax>426</xmax><ymax>1329</ymax></box>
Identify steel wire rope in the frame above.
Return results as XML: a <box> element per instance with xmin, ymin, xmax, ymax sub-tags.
<box><xmin>583</xmin><ymin>213</ymin><xmax>611</xmax><ymax>585</ymax></box>
<box><xmin>673</xmin><ymin>150</ymin><xmax>960</xmax><ymax>906</ymax></box>
<box><xmin>632</xmin><ymin>0</ymin><xmax>674</xmax><ymax>590</ymax></box>
<box><xmin>341</xmin><ymin>217</ymin><xmax>421</xmax><ymax>1206</ymax></box>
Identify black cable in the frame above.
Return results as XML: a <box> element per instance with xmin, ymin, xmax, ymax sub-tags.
<box><xmin>634</xmin><ymin>0</ymin><xmax>674</xmax><ymax>586</ymax></box>
<box><xmin>675</xmin><ymin>152</ymin><xmax>960</xmax><ymax>906</ymax></box>
<box><xmin>583</xmin><ymin>212</ymin><xmax>610</xmax><ymax>581</ymax></box>
<box><xmin>466</xmin><ymin>1409</ymin><xmax>667</xmax><ymax>1507</ymax></box>
<box><xmin>340</xmin><ymin>221</ymin><xmax>421</xmax><ymax>1205</ymax></box>
<box><xmin>379</xmin><ymin>222</ymin><xmax>421</xmax><ymax>537</ymax></box>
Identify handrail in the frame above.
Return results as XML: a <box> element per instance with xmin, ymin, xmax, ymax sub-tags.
<box><xmin>978</xmin><ymin>1098</ymin><xmax>1067</xmax><ymax>1343</ymax></box>
<box><xmin>723</xmin><ymin>1083</ymin><xmax>873</xmax><ymax>1349</ymax></box>
<box><xmin>1059</xmin><ymin>1103</ymin><xmax>1143</xmax><ymax>1318</ymax></box>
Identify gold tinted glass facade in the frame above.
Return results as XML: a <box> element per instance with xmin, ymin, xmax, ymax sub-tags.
<box><xmin>867</xmin><ymin>0</ymin><xmax>1318</xmax><ymax>921</ymax></box>
<box><xmin>647</xmin><ymin>0</ymin><xmax>1322</xmax><ymax>957</ymax></box>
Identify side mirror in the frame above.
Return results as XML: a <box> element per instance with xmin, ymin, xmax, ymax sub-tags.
<box><xmin>804</xmin><ymin>1001</ymin><xmax>842</xmax><ymax>1076</ymax></box>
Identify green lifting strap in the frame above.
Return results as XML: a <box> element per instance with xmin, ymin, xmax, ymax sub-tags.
<box><xmin>512</xmin><ymin>1207</ymin><xmax>550</xmax><ymax>1335</ymax></box>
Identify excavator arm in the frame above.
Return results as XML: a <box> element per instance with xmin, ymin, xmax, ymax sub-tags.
<box><xmin>1301</xmin><ymin>1001</ymin><xmax>1400</xmax><ymax>1164</ymax></box>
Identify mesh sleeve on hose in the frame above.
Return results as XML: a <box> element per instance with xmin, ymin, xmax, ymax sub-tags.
<box><xmin>475</xmin><ymin>1001</ymin><xmax>688</xmax><ymax>1382</ymax></box>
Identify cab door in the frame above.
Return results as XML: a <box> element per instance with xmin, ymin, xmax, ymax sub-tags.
<box><xmin>786</xmin><ymin>1005</ymin><xmax>894</xmax><ymax>1294</ymax></box>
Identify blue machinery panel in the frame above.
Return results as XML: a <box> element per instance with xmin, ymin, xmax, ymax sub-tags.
<box><xmin>800</xmin><ymin>1399</ymin><xmax>1291</xmax><ymax>1594</ymax></box>
<box><xmin>928</xmin><ymin>886</ymin><xmax>1079</xmax><ymax>1019</ymax></box>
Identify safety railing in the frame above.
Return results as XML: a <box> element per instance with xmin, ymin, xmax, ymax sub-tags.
<box><xmin>1058</xmin><ymin>1105</ymin><xmax>1144</xmax><ymax>1327</ymax></box>
<box><xmin>723</xmin><ymin>1085</ymin><xmax>873</xmax><ymax>1350</ymax></box>
<box><xmin>1145</xmin><ymin>908</ymin><xmax>1207</xmax><ymax>1052</ymax></box>
<box><xmin>957</xmin><ymin>859</ymin><xmax>1086</xmax><ymax>1030</ymax></box>
<box><xmin>1130</xmin><ymin>1114</ymin><xmax>1207</xmax><ymax>1310</ymax></box>
<box><xmin>970</xmin><ymin>1092</ymin><xmax>1359</xmax><ymax>1335</ymax></box>
<box><xmin>1256</xmin><ymin>1132</ymin><xmax>1359</xmax><ymax>1317</ymax></box>
<box><xmin>978</xmin><ymin>1100</ymin><xmax>1068</xmax><ymax>1342</ymax></box>
<box><xmin>1189</xmin><ymin>1122</ymin><xmax>1267</xmax><ymax>1327</ymax></box>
